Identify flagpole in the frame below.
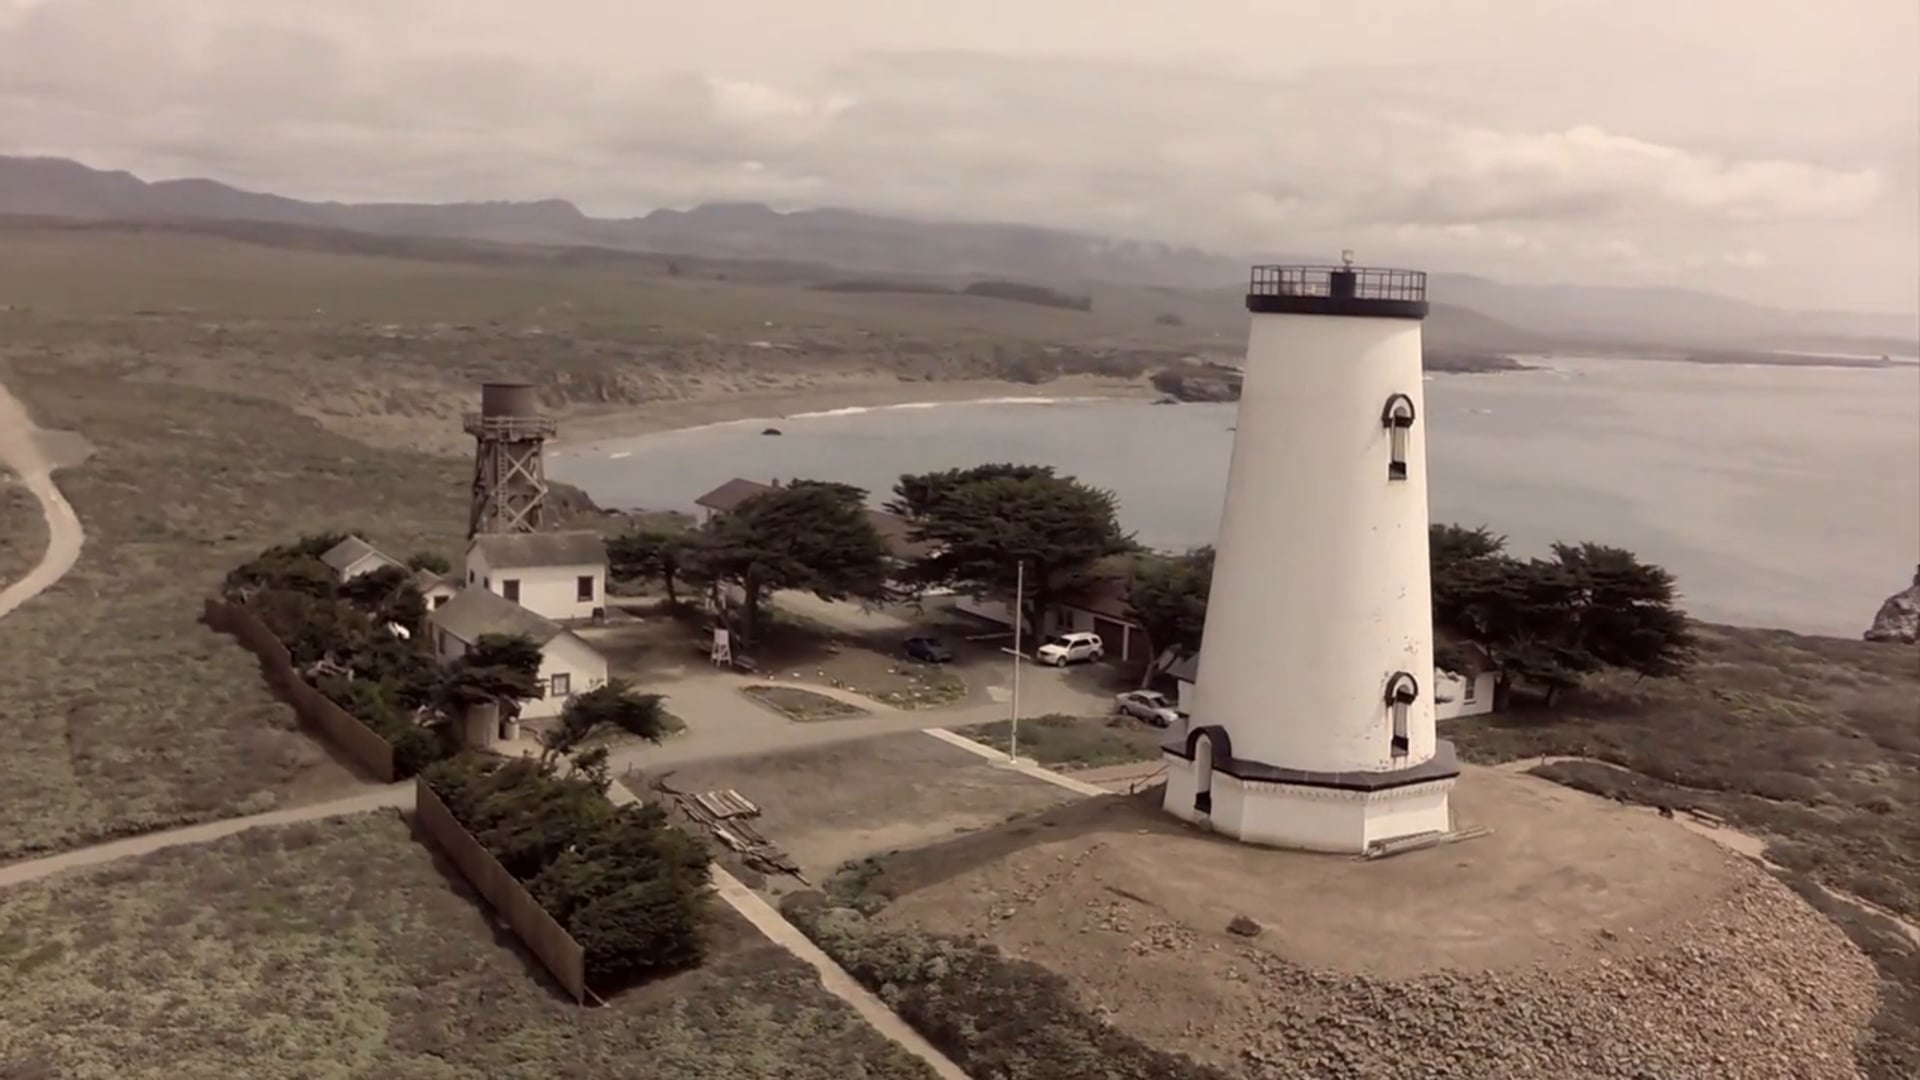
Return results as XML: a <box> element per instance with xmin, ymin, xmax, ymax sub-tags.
<box><xmin>1009</xmin><ymin>559</ymin><xmax>1024</xmax><ymax>763</ymax></box>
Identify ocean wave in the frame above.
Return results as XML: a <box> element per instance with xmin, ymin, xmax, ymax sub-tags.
<box><xmin>784</xmin><ymin>395</ymin><xmax>1113</xmax><ymax>421</ymax></box>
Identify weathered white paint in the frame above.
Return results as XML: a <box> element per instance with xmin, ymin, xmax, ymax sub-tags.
<box><xmin>1189</xmin><ymin>308</ymin><xmax>1439</xmax><ymax>773</ymax></box>
<box><xmin>430</xmin><ymin>626</ymin><xmax>607</xmax><ymax>721</ymax></box>
<box><xmin>1176</xmin><ymin>665</ymin><xmax>1492</xmax><ymax>721</ymax></box>
<box><xmin>1434</xmin><ymin>669</ymin><xmax>1498</xmax><ymax>719</ymax></box>
<box><xmin>1162</xmin><ymin>752</ymin><xmax>1454</xmax><ymax>853</ymax></box>
<box><xmin>1168</xmin><ymin>294</ymin><xmax>1454</xmax><ymax>849</ymax></box>
<box><xmin>465</xmin><ymin>546</ymin><xmax>606</xmax><ymax>623</ymax></box>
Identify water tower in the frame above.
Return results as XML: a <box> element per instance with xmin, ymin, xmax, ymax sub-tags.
<box><xmin>1161</xmin><ymin>257</ymin><xmax>1460</xmax><ymax>853</ymax></box>
<box><xmin>464</xmin><ymin>381</ymin><xmax>555</xmax><ymax>538</ymax></box>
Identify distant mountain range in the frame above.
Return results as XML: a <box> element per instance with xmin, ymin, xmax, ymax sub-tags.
<box><xmin>2</xmin><ymin>154</ymin><xmax>1913</xmax><ymax>351</ymax></box>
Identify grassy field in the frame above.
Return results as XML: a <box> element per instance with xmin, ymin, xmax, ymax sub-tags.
<box><xmin>957</xmin><ymin>713</ymin><xmax>1168</xmax><ymax>769</ymax></box>
<box><xmin>0</xmin><ymin>464</ymin><xmax>46</xmax><ymax>588</ymax></box>
<box><xmin>0</xmin><ymin>811</ymin><xmax>934</xmax><ymax>1080</ymax></box>
<box><xmin>0</xmin><ymin>358</ymin><xmax>468</xmax><ymax>861</ymax></box>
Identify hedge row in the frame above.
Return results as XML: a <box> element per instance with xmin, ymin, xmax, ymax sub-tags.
<box><xmin>779</xmin><ymin>891</ymin><xmax>1230</xmax><ymax>1080</ymax></box>
<box><xmin>243</xmin><ymin>583</ymin><xmax>452</xmax><ymax>777</ymax></box>
<box><xmin>424</xmin><ymin>754</ymin><xmax>712</xmax><ymax>991</ymax></box>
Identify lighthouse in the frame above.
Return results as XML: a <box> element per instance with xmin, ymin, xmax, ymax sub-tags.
<box><xmin>1161</xmin><ymin>258</ymin><xmax>1459</xmax><ymax>853</ymax></box>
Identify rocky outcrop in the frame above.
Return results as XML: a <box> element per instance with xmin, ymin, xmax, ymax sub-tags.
<box><xmin>1863</xmin><ymin>565</ymin><xmax>1920</xmax><ymax>644</ymax></box>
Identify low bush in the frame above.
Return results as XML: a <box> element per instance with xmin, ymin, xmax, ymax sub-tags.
<box><xmin>426</xmin><ymin>755</ymin><xmax>712</xmax><ymax>991</ymax></box>
<box><xmin>963</xmin><ymin>280</ymin><xmax>1094</xmax><ymax>312</ymax></box>
<box><xmin>781</xmin><ymin>892</ymin><xmax>1229</xmax><ymax>1080</ymax></box>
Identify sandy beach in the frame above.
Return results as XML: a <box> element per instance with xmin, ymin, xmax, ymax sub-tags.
<box><xmin>551</xmin><ymin>374</ymin><xmax>1159</xmax><ymax>450</ymax></box>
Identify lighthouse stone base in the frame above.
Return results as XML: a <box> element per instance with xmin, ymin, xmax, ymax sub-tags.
<box><xmin>1160</xmin><ymin>727</ymin><xmax>1460</xmax><ymax>854</ymax></box>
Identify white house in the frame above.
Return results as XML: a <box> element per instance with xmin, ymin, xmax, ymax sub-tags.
<box><xmin>464</xmin><ymin>530</ymin><xmax>608</xmax><ymax>623</ymax></box>
<box><xmin>414</xmin><ymin>568</ymin><xmax>458</xmax><ymax>611</ymax></box>
<box><xmin>319</xmin><ymin>535</ymin><xmax>404</xmax><ymax>583</ymax></box>
<box><xmin>1167</xmin><ymin>652</ymin><xmax>1496</xmax><ymax>719</ymax></box>
<box><xmin>426</xmin><ymin>586</ymin><xmax>608</xmax><ymax>721</ymax></box>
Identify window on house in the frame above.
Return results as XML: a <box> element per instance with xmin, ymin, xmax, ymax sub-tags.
<box><xmin>1381</xmin><ymin>393</ymin><xmax>1416</xmax><ymax>481</ymax></box>
<box><xmin>468</xmin><ymin>570</ymin><xmax>476</xmax><ymax>584</ymax></box>
<box><xmin>433</xmin><ymin>595</ymin><xmax>449</xmax><ymax>609</ymax></box>
<box><xmin>550</xmin><ymin>672</ymin><xmax>571</xmax><ymax>698</ymax></box>
<box><xmin>502</xmin><ymin>579</ymin><xmax>520</xmax><ymax>603</ymax></box>
<box><xmin>1462</xmin><ymin>677</ymin><xmax>1477</xmax><ymax>703</ymax></box>
<box><xmin>577</xmin><ymin>575</ymin><xmax>594</xmax><ymax>602</ymax></box>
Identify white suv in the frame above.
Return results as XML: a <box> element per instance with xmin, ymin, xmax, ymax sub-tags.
<box><xmin>1035</xmin><ymin>631</ymin><xmax>1104</xmax><ymax>667</ymax></box>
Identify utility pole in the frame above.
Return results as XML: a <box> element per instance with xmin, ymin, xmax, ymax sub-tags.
<box><xmin>1009</xmin><ymin>559</ymin><xmax>1025</xmax><ymax>763</ymax></box>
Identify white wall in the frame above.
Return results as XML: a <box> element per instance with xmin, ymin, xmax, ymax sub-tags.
<box><xmin>1193</xmin><ymin>309</ymin><xmax>1437</xmax><ymax>774</ymax></box>
<box><xmin>465</xmin><ymin>548</ymin><xmax>606</xmax><ymax>623</ymax></box>
<box><xmin>429</xmin><ymin>626</ymin><xmax>606</xmax><ymax>721</ymax></box>
<box><xmin>523</xmin><ymin>631</ymin><xmax>609</xmax><ymax>720</ymax></box>
<box><xmin>1434</xmin><ymin>669</ymin><xmax>1497</xmax><ymax>720</ymax></box>
<box><xmin>1162</xmin><ymin>753</ymin><xmax>1455</xmax><ymax>853</ymax></box>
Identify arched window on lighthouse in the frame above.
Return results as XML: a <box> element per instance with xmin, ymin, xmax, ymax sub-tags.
<box><xmin>1385</xmin><ymin>671</ymin><xmax>1419</xmax><ymax>759</ymax></box>
<box><xmin>1380</xmin><ymin>394</ymin><xmax>1416</xmax><ymax>481</ymax></box>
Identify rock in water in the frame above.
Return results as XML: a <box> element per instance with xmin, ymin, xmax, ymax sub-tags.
<box><xmin>1863</xmin><ymin>564</ymin><xmax>1920</xmax><ymax>644</ymax></box>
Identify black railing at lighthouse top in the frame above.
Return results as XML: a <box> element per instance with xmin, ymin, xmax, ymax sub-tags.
<box><xmin>1245</xmin><ymin>264</ymin><xmax>1429</xmax><ymax>320</ymax></box>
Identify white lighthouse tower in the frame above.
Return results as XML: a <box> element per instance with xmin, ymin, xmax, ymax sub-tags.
<box><xmin>1162</xmin><ymin>258</ymin><xmax>1459</xmax><ymax>853</ymax></box>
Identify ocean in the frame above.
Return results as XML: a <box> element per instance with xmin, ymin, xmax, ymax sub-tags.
<box><xmin>551</xmin><ymin>357</ymin><xmax>1920</xmax><ymax>638</ymax></box>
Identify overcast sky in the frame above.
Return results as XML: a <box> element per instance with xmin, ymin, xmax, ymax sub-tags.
<box><xmin>3</xmin><ymin>0</ymin><xmax>1916</xmax><ymax>313</ymax></box>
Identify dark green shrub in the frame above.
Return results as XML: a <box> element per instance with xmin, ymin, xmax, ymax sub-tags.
<box><xmin>425</xmin><ymin>755</ymin><xmax>712</xmax><ymax>991</ymax></box>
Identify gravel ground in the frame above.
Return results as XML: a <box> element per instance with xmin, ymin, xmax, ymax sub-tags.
<box><xmin>1224</xmin><ymin>878</ymin><xmax>1878</xmax><ymax>1079</ymax></box>
<box><xmin>875</xmin><ymin>814</ymin><xmax>1881</xmax><ymax>1079</ymax></box>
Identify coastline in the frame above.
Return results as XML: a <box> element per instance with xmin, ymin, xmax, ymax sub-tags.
<box><xmin>552</xmin><ymin>374</ymin><xmax>1159</xmax><ymax>448</ymax></box>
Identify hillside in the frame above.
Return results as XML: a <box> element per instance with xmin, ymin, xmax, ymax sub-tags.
<box><xmin>4</xmin><ymin>155</ymin><xmax>1912</xmax><ymax>351</ymax></box>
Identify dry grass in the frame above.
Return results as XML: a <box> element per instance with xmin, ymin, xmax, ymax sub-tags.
<box><xmin>1447</xmin><ymin>624</ymin><xmax>1920</xmax><ymax>920</ymax></box>
<box><xmin>741</xmin><ymin>685</ymin><xmax>869</xmax><ymax>723</ymax></box>
<box><xmin>958</xmin><ymin>713</ymin><xmax>1167</xmax><ymax>769</ymax></box>
<box><xmin>0</xmin><ymin>811</ymin><xmax>935</xmax><ymax>1080</ymax></box>
<box><xmin>0</xmin><ymin>358</ymin><xmax>468</xmax><ymax>861</ymax></box>
<box><xmin>0</xmin><ymin>464</ymin><xmax>46</xmax><ymax>588</ymax></box>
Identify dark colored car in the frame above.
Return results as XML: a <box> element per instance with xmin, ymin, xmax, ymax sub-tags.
<box><xmin>903</xmin><ymin>635</ymin><xmax>955</xmax><ymax>663</ymax></box>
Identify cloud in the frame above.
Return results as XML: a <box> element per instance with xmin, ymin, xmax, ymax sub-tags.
<box><xmin>0</xmin><ymin>1</ymin><xmax>1912</xmax><ymax>308</ymax></box>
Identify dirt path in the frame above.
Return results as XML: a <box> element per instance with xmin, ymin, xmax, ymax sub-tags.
<box><xmin>1499</xmin><ymin>755</ymin><xmax>1920</xmax><ymax>947</ymax></box>
<box><xmin>0</xmin><ymin>783</ymin><xmax>409</xmax><ymax>890</ymax></box>
<box><xmin>0</xmin><ymin>374</ymin><xmax>85</xmax><ymax>620</ymax></box>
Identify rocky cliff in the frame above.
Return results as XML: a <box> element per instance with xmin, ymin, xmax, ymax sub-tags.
<box><xmin>1863</xmin><ymin>565</ymin><xmax>1920</xmax><ymax>644</ymax></box>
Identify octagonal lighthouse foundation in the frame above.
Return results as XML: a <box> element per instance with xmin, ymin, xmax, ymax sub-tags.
<box><xmin>1162</xmin><ymin>262</ymin><xmax>1460</xmax><ymax>853</ymax></box>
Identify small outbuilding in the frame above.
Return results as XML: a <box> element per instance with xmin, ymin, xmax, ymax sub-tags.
<box><xmin>427</xmin><ymin>586</ymin><xmax>608</xmax><ymax>721</ymax></box>
<box><xmin>463</xmin><ymin>530</ymin><xmax>608</xmax><ymax>623</ymax></box>
<box><xmin>319</xmin><ymin>535</ymin><xmax>404</xmax><ymax>583</ymax></box>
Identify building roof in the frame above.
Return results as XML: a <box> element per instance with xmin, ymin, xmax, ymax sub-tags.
<box><xmin>1167</xmin><ymin>653</ymin><xmax>1200</xmax><ymax>682</ymax></box>
<box><xmin>469</xmin><ymin>530</ymin><xmax>607</xmax><ymax>569</ymax></box>
<box><xmin>692</xmin><ymin>477</ymin><xmax>933</xmax><ymax>561</ymax></box>
<box><xmin>413</xmin><ymin>568</ymin><xmax>453</xmax><ymax>592</ymax></box>
<box><xmin>428</xmin><ymin>586</ymin><xmax>564</xmax><ymax>647</ymax></box>
<box><xmin>319</xmin><ymin>535</ymin><xmax>397</xmax><ymax>575</ymax></box>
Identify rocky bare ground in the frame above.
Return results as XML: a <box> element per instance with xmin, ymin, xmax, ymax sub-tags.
<box><xmin>1133</xmin><ymin>878</ymin><xmax>1877</xmax><ymax>1080</ymax></box>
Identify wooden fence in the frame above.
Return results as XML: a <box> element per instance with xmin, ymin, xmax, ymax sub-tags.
<box><xmin>201</xmin><ymin>597</ymin><xmax>396</xmax><ymax>782</ymax></box>
<box><xmin>412</xmin><ymin>778</ymin><xmax>588</xmax><ymax>1003</ymax></box>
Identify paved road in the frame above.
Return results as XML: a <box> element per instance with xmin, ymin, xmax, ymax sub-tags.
<box><xmin>0</xmin><ymin>374</ymin><xmax>84</xmax><ymax>619</ymax></box>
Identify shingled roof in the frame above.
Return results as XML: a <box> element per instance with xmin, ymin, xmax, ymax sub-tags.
<box><xmin>428</xmin><ymin>586</ymin><xmax>564</xmax><ymax>647</ymax></box>
<box><xmin>469</xmin><ymin>530</ymin><xmax>607</xmax><ymax>569</ymax></box>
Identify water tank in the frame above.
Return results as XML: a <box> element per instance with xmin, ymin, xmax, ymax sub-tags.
<box><xmin>480</xmin><ymin>382</ymin><xmax>540</xmax><ymax>419</ymax></box>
